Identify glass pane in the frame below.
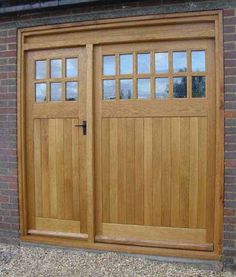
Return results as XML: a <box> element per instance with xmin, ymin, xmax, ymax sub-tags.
<box><xmin>192</xmin><ymin>51</ymin><xmax>206</xmax><ymax>72</ymax></box>
<box><xmin>120</xmin><ymin>54</ymin><xmax>133</xmax><ymax>75</ymax></box>
<box><xmin>35</xmin><ymin>60</ymin><xmax>46</xmax><ymax>80</ymax></box>
<box><xmin>173</xmin><ymin>77</ymin><xmax>187</xmax><ymax>98</ymax></box>
<box><xmin>155</xmin><ymin>52</ymin><xmax>168</xmax><ymax>73</ymax></box>
<box><xmin>192</xmin><ymin>76</ymin><xmax>206</xmax><ymax>98</ymax></box>
<box><xmin>137</xmin><ymin>53</ymin><xmax>150</xmax><ymax>74</ymax></box>
<box><xmin>66</xmin><ymin>82</ymin><xmax>78</xmax><ymax>101</ymax></box>
<box><xmin>120</xmin><ymin>79</ymin><xmax>133</xmax><ymax>99</ymax></box>
<box><xmin>66</xmin><ymin>58</ymin><xmax>78</xmax><ymax>78</ymax></box>
<box><xmin>103</xmin><ymin>55</ymin><xmax>115</xmax><ymax>76</ymax></box>
<box><xmin>50</xmin><ymin>82</ymin><xmax>62</xmax><ymax>101</ymax></box>
<box><xmin>35</xmin><ymin>83</ymin><xmax>46</xmax><ymax>102</ymax></box>
<box><xmin>155</xmin><ymin>78</ymin><xmax>169</xmax><ymax>99</ymax></box>
<box><xmin>103</xmin><ymin>80</ymin><xmax>115</xmax><ymax>100</ymax></box>
<box><xmin>173</xmin><ymin>51</ymin><xmax>187</xmax><ymax>73</ymax></box>
<box><xmin>50</xmin><ymin>59</ymin><xmax>62</xmax><ymax>78</ymax></box>
<box><xmin>137</xmin><ymin>78</ymin><xmax>151</xmax><ymax>99</ymax></box>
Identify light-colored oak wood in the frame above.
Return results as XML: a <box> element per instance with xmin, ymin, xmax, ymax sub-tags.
<box><xmin>28</xmin><ymin>230</ymin><xmax>88</xmax><ymax>239</ymax></box>
<box><xmin>35</xmin><ymin>217</ymin><xmax>80</xmax><ymax>233</ymax></box>
<box><xmin>95</xmin><ymin>38</ymin><xmax>217</xmax><ymax>251</ymax></box>
<box><xmin>18</xmin><ymin>11</ymin><xmax>224</xmax><ymax>260</ymax></box>
<box><xmin>95</xmin><ymin>235</ymin><xmax>213</xmax><ymax>251</ymax></box>
<box><xmin>24</xmin><ymin>48</ymin><xmax>88</xmax><ymax>237</ymax></box>
<box><xmin>100</xmin><ymin>223</ymin><xmax>207</xmax><ymax>244</ymax></box>
<box><xmin>21</xmin><ymin>233</ymin><xmax>220</xmax><ymax>260</ymax></box>
<box><xmin>86</xmin><ymin>44</ymin><xmax>94</xmax><ymax>242</ymax></box>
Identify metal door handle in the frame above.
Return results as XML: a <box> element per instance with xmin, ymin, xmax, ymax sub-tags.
<box><xmin>74</xmin><ymin>120</ymin><xmax>87</xmax><ymax>135</ymax></box>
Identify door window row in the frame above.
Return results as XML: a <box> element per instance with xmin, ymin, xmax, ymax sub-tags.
<box><xmin>103</xmin><ymin>77</ymin><xmax>206</xmax><ymax>100</ymax></box>
<box><xmin>35</xmin><ymin>58</ymin><xmax>78</xmax><ymax>80</ymax></box>
<box><xmin>35</xmin><ymin>82</ymin><xmax>78</xmax><ymax>102</ymax></box>
<box><xmin>103</xmin><ymin>50</ymin><xmax>206</xmax><ymax>76</ymax></box>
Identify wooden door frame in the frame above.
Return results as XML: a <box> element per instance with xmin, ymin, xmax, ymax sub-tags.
<box><xmin>17</xmin><ymin>10</ymin><xmax>224</xmax><ymax>260</ymax></box>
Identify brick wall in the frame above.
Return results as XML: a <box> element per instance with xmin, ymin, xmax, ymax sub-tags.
<box><xmin>0</xmin><ymin>0</ymin><xmax>235</xmax><ymax>271</ymax></box>
<box><xmin>0</xmin><ymin>27</ymin><xmax>18</xmax><ymax>243</ymax></box>
<box><xmin>223</xmin><ymin>8</ymin><xmax>236</xmax><ymax>270</ymax></box>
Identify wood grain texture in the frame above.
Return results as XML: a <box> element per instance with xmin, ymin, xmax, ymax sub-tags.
<box><xmin>95</xmin><ymin>36</ymin><xmax>217</xmax><ymax>250</ymax></box>
<box><xmin>19</xmin><ymin>12</ymin><xmax>223</xmax><ymax>258</ymax></box>
<box><xmin>99</xmin><ymin>117</ymin><xmax>208</xmax><ymax>229</ymax></box>
<box><xmin>33</xmin><ymin>118</ymin><xmax>84</xmax><ymax>232</ymax></box>
<box><xmin>24</xmin><ymin>48</ymin><xmax>87</xmax><ymax>236</ymax></box>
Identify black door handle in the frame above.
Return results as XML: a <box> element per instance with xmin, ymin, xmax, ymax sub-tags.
<box><xmin>74</xmin><ymin>120</ymin><xmax>87</xmax><ymax>135</ymax></box>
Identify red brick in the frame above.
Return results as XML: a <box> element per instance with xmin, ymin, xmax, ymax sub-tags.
<box><xmin>0</xmin><ymin>50</ymin><xmax>16</xmax><ymax>58</ymax></box>
<box><xmin>224</xmin><ymin>26</ymin><xmax>235</xmax><ymax>33</ymax></box>
<box><xmin>0</xmin><ymin>195</ymin><xmax>8</xmax><ymax>203</ymax></box>
<box><xmin>225</xmin><ymin>160</ymin><xmax>236</xmax><ymax>167</ymax></box>
<box><xmin>224</xmin><ymin>9</ymin><xmax>235</xmax><ymax>17</ymax></box>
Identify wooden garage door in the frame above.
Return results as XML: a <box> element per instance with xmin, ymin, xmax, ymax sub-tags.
<box><xmin>25</xmin><ymin>47</ymin><xmax>88</xmax><ymax>238</ymax></box>
<box><xmin>94</xmin><ymin>39</ymin><xmax>216</xmax><ymax>251</ymax></box>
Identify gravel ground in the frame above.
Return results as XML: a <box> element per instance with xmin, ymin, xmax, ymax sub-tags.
<box><xmin>0</xmin><ymin>243</ymin><xmax>235</xmax><ymax>277</ymax></box>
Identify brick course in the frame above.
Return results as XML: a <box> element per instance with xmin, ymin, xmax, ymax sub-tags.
<box><xmin>0</xmin><ymin>0</ymin><xmax>235</xmax><ymax>271</ymax></box>
<box><xmin>224</xmin><ymin>8</ymin><xmax>236</xmax><ymax>270</ymax></box>
<box><xmin>0</xmin><ymin>26</ymin><xmax>18</xmax><ymax>238</ymax></box>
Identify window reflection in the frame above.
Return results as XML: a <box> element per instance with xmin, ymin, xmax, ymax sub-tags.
<box><xmin>50</xmin><ymin>59</ymin><xmax>62</xmax><ymax>78</ymax></box>
<box><xmin>35</xmin><ymin>83</ymin><xmax>46</xmax><ymax>102</ymax></box>
<box><xmin>173</xmin><ymin>77</ymin><xmax>187</xmax><ymax>98</ymax></box>
<box><xmin>137</xmin><ymin>53</ymin><xmax>150</xmax><ymax>74</ymax></box>
<box><xmin>66</xmin><ymin>58</ymin><xmax>78</xmax><ymax>78</ymax></box>
<box><xmin>35</xmin><ymin>60</ymin><xmax>46</xmax><ymax>80</ymax></box>
<box><xmin>50</xmin><ymin>82</ymin><xmax>62</xmax><ymax>101</ymax></box>
<box><xmin>173</xmin><ymin>52</ymin><xmax>187</xmax><ymax>73</ymax></box>
<box><xmin>66</xmin><ymin>82</ymin><xmax>78</xmax><ymax>101</ymax></box>
<box><xmin>120</xmin><ymin>79</ymin><xmax>133</xmax><ymax>99</ymax></box>
<box><xmin>103</xmin><ymin>56</ymin><xmax>115</xmax><ymax>76</ymax></box>
<box><xmin>155</xmin><ymin>52</ymin><xmax>168</xmax><ymax>73</ymax></box>
<box><xmin>155</xmin><ymin>78</ymin><xmax>169</xmax><ymax>99</ymax></box>
<box><xmin>192</xmin><ymin>76</ymin><xmax>206</xmax><ymax>98</ymax></box>
<box><xmin>137</xmin><ymin>78</ymin><xmax>150</xmax><ymax>99</ymax></box>
<box><xmin>103</xmin><ymin>80</ymin><xmax>115</xmax><ymax>100</ymax></box>
<box><xmin>192</xmin><ymin>51</ymin><xmax>206</xmax><ymax>72</ymax></box>
<box><xmin>120</xmin><ymin>54</ymin><xmax>133</xmax><ymax>75</ymax></box>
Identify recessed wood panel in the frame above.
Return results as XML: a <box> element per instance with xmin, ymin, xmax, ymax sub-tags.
<box><xmin>33</xmin><ymin>118</ymin><xmax>83</xmax><ymax>231</ymax></box>
<box><xmin>100</xmin><ymin>116</ymin><xmax>207</xmax><ymax>229</ymax></box>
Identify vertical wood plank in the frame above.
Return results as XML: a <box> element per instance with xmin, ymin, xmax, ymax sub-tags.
<box><xmin>72</xmin><ymin>118</ymin><xmax>80</xmax><ymax>221</ymax></box>
<box><xmin>48</xmin><ymin>119</ymin><xmax>57</xmax><ymax>218</ymax></box>
<box><xmin>78</xmin><ymin>121</ymin><xmax>87</xmax><ymax>233</ymax></box>
<box><xmin>214</xmin><ymin>15</ymin><xmax>224</xmax><ymax>254</ymax></box>
<box><xmin>109</xmin><ymin>118</ymin><xmax>118</xmax><ymax>223</ymax></box>
<box><xmin>134</xmin><ymin>118</ymin><xmax>144</xmax><ymax>225</ymax></box>
<box><xmin>197</xmin><ymin>117</ymin><xmax>207</xmax><ymax>228</ymax></box>
<box><xmin>102</xmin><ymin>119</ymin><xmax>110</xmax><ymax>223</ymax></box>
<box><xmin>152</xmin><ymin>118</ymin><xmax>162</xmax><ymax>226</ymax></box>
<box><xmin>56</xmin><ymin>119</ymin><xmax>65</xmax><ymax>219</ymax></box>
<box><xmin>189</xmin><ymin>117</ymin><xmax>199</xmax><ymax>228</ymax></box>
<box><xmin>94</xmin><ymin>46</ymin><xmax>102</xmax><ymax>235</ymax></box>
<box><xmin>170</xmin><ymin>117</ymin><xmax>180</xmax><ymax>227</ymax></box>
<box><xmin>34</xmin><ymin>119</ymin><xmax>42</xmax><ymax>217</ymax></box>
<box><xmin>41</xmin><ymin>119</ymin><xmax>50</xmax><ymax>218</ymax></box>
<box><xmin>63</xmin><ymin>119</ymin><xmax>73</xmax><ymax>220</ymax></box>
<box><xmin>86</xmin><ymin>44</ymin><xmax>95</xmax><ymax>242</ymax></box>
<box><xmin>126</xmin><ymin>118</ymin><xmax>135</xmax><ymax>224</ymax></box>
<box><xmin>144</xmin><ymin>118</ymin><xmax>153</xmax><ymax>226</ymax></box>
<box><xmin>117</xmin><ymin>118</ymin><xmax>127</xmax><ymax>224</ymax></box>
<box><xmin>179</xmin><ymin>118</ymin><xmax>190</xmax><ymax>228</ymax></box>
<box><xmin>161</xmin><ymin>118</ymin><xmax>171</xmax><ymax>226</ymax></box>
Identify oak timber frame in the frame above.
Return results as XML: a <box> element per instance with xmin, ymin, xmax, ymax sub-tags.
<box><xmin>17</xmin><ymin>10</ymin><xmax>224</xmax><ymax>260</ymax></box>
